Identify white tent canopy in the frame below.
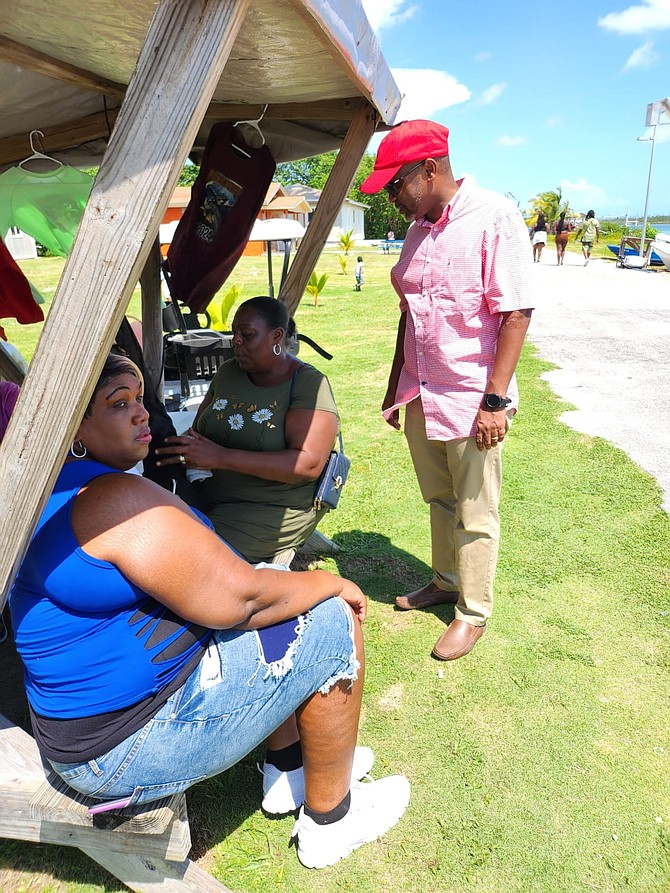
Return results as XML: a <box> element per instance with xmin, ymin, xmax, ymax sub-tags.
<box><xmin>0</xmin><ymin>0</ymin><xmax>401</xmax><ymax>170</ymax></box>
<box><xmin>248</xmin><ymin>217</ymin><xmax>306</xmax><ymax>241</ymax></box>
<box><xmin>0</xmin><ymin>0</ymin><xmax>402</xmax><ymax>629</ymax></box>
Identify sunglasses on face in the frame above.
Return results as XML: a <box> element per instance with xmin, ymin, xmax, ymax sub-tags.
<box><xmin>384</xmin><ymin>160</ymin><xmax>425</xmax><ymax>198</ymax></box>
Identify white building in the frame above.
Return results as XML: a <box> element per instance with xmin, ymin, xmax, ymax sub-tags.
<box><xmin>282</xmin><ymin>184</ymin><xmax>368</xmax><ymax>242</ymax></box>
<box><xmin>4</xmin><ymin>227</ymin><xmax>38</xmax><ymax>260</ymax></box>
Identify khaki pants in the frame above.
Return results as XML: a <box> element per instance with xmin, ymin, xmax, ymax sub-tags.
<box><xmin>404</xmin><ymin>399</ymin><xmax>508</xmax><ymax>626</ymax></box>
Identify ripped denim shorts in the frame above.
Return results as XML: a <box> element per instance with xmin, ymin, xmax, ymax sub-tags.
<box><xmin>49</xmin><ymin>596</ymin><xmax>359</xmax><ymax>806</ymax></box>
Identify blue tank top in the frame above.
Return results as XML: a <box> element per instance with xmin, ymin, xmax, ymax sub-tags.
<box><xmin>10</xmin><ymin>460</ymin><xmax>213</xmax><ymax>722</ymax></box>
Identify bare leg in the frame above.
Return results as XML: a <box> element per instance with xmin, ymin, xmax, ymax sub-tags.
<box><xmin>296</xmin><ymin>614</ymin><xmax>365</xmax><ymax>812</ymax></box>
<box><xmin>266</xmin><ymin>714</ymin><xmax>299</xmax><ymax>751</ymax></box>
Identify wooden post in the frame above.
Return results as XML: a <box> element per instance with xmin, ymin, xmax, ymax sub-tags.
<box><xmin>0</xmin><ymin>0</ymin><xmax>250</xmax><ymax>608</ymax></box>
<box><xmin>140</xmin><ymin>237</ymin><xmax>165</xmax><ymax>400</ymax></box>
<box><xmin>279</xmin><ymin>101</ymin><xmax>377</xmax><ymax>316</ymax></box>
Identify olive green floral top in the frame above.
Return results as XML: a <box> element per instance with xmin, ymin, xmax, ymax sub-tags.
<box><xmin>195</xmin><ymin>359</ymin><xmax>338</xmax><ymax>563</ymax></box>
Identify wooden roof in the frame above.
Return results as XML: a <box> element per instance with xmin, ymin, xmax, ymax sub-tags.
<box><xmin>0</xmin><ymin>0</ymin><xmax>401</xmax><ymax>641</ymax></box>
<box><xmin>0</xmin><ymin>0</ymin><xmax>401</xmax><ymax>169</ymax></box>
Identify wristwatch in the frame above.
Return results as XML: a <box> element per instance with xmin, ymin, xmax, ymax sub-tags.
<box><xmin>482</xmin><ymin>393</ymin><xmax>512</xmax><ymax>411</ymax></box>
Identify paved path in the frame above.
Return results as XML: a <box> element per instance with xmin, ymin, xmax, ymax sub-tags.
<box><xmin>527</xmin><ymin>249</ymin><xmax>670</xmax><ymax>512</ymax></box>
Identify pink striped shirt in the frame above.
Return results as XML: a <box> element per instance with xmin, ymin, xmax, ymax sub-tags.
<box><xmin>384</xmin><ymin>176</ymin><xmax>534</xmax><ymax>440</ymax></box>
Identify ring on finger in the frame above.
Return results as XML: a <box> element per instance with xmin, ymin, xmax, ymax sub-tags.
<box><xmin>179</xmin><ymin>454</ymin><xmax>186</xmax><ymax>465</ymax></box>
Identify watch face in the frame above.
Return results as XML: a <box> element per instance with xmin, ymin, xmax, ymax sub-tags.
<box><xmin>484</xmin><ymin>394</ymin><xmax>502</xmax><ymax>409</ymax></box>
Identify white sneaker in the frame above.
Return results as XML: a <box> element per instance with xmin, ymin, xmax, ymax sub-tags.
<box><xmin>293</xmin><ymin>775</ymin><xmax>411</xmax><ymax>869</ymax></box>
<box><xmin>260</xmin><ymin>745</ymin><xmax>374</xmax><ymax>815</ymax></box>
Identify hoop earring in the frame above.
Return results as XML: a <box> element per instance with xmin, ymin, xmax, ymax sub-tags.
<box><xmin>70</xmin><ymin>440</ymin><xmax>87</xmax><ymax>459</ymax></box>
<box><xmin>272</xmin><ymin>343</ymin><xmax>282</xmax><ymax>356</ymax></box>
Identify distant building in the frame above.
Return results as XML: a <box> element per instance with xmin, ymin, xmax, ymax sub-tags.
<box><xmin>158</xmin><ymin>181</ymin><xmax>367</xmax><ymax>259</ymax></box>
<box><xmin>4</xmin><ymin>227</ymin><xmax>37</xmax><ymax>260</ymax></box>
<box><xmin>283</xmin><ymin>184</ymin><xmax>368</xmax><ymax>241</ymax></box>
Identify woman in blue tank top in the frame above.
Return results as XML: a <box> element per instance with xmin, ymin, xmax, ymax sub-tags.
<box><xmin>9</xmin><ymin>352</ymin><xmax>409</xmax><ymax>870</ymax></box>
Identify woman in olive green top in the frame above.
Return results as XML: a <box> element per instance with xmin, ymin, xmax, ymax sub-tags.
<box><xmin>157</xmin><ymin>297</ymin><xmax>339</xmax><ymax>563</ymax></box>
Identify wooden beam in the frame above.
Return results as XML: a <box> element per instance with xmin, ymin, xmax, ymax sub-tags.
<box><xmin>205</xmin><ymin>98</ymin><xmax>361</xmax><ymax>122</ymax></box>
<box><xmin>0</xmin><ymin>109</ymin><xmax>120</xmax><ymax>167</ymax></box>
<box><xmin>0</xmin><ymin>0</ymin><xmax>251</xmax><ymax>609</ymax></box>
<box><xmin>0</xmin><ymin>97</ymin><xmax>358</xmax><ymax>168</ymax></box>
<box><xmin>0</xmin><ymin>35</ymin><xmax>126</xmax><ymax>95</ymax></box>
<box><xmin>140</xmin><ymin>238</ymin><xmax>165</xmax><ymax>400</ymax></box>
<box><xmin>80</xmin><ymin>845</ymin><xmax>235</xmax><ymax>892</ymax></box>
<box><xmin>279</xmin><ymin>101</ymin><xmax>377</xmax><ymax>316</ymax></box>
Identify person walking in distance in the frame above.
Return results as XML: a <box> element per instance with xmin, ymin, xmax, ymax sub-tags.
<box><xmin>354</xmin><ymin>256</ymin><xmax>364</xmax><ymax>291</ymax></box>
<box><xmin>554</xmin><ymin>211</ymin><xmax>572</xmax><ymax>265</ymax></box>
<box><xmin>531</xmin><ymin>212</ymin><xmax>547</xmax><ymax>263</ymax></box>
<box><xmin>576</xmin><ymin>210</ymin><xmax>599</xmax><ymax>265</ymax></box>
<box><xmin>360</xmin><ymin>120</ymin><xmax>534</xmax><ymax>661</ymax></box>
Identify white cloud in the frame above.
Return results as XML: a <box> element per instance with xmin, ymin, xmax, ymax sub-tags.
<box><xmin>560</xmin><ymin>178</ymin><xmax>610</xmax><ymax>208</ymax></box>
<box><xmin>361</xmin><ymin>0</ymin><xmax>419</xmax><ymax>32</ymax></box>
<box><xmin>392</xmin><ymin>68</ymin><xmax>471</xmax><ymax>120</ymax></box>
<box><xmin>477</xmin><ymin>83</ymin><xmax>506</xmax><ymax>105</ymax></box>
<box><xmin>598</xmin><ymin>0</ymin><xmax>670</xmax><ymax>34</ymax></box>
<box><xmin>496</xmin><ymin>135</ymin><xmax>528</xmax><ymax>147</ymax></box>
<box><xmin>545</xmin><ymin>115</ymin><xmax>563</xmax><ymax>127</ymax></box>
<box><xmin>623</xmin><ymin>40</ymin><xmax>660</xmax><ymax>68</ymax></box>
<box><xmin>474</xmin><ymin>51</ymin><xmax>492</xmax><ymax>61</ymax></box>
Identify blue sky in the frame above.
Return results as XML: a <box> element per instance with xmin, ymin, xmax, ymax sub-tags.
<box><xmin>360</xmin><ymin>0</ymin><xmax>670</xmax><ymax>218</ymax></box>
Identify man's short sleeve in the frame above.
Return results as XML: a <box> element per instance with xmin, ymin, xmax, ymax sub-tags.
<box><xmin>482</xmin><ymin>208</ymin><xmax>535</xmax><ymax>314</ymax></box>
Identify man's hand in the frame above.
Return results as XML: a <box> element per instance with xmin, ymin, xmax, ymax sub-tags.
<box><xmin>475</xmin><ymin>408</ymin><xmax>506</xmax><ymax>451</ymax></box>
<box><xmin>382</xmin><ymin>394</ymin><xmax>401</xmax><ymax>430</ymax></box>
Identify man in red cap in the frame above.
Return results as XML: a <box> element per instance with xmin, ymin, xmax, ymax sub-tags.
<box><xmin>361</xmin><ymin>119</ymin><xmax>533</xmax><ymax>660</ymax></box>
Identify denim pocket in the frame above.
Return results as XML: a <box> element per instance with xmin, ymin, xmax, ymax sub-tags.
<box><xmin>48</xmin><ymin>758</ymin><xmax>98</xmax><ymax>784</ymax></box>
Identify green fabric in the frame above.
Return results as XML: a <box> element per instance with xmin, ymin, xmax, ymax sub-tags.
<box><xmin>0</xmin><ymin>166</ymin><xmax>93</xmax><ymax>257</ymax></box>
<box><xmin>581</xmin><ymin>218</ymin><xmax>599</xmax><ymax>242</ymax></box>
<box><xmin>196</xmin><ymin>359</ymin><xmax>338</xmax><ymax>563</ymax></box>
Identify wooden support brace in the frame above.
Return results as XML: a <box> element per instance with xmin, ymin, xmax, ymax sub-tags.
<box><xmin>0</xmin><ymin>0</ymin><xmax>251</xmax><ymax>610</ymax></box>
<box><xmin>140</xmin><ymin>237</ymin><xmax>166</xmax><ymax>400</ymax></box>
<box><xmin>0</xmin><ymin>712</ymin><xmax>235</xmax><ymax>891</ymax></box>
<box><xmin>279</xmin><ymin>100</ymin><xmax>377</xmax><ymax>317</ymax></box>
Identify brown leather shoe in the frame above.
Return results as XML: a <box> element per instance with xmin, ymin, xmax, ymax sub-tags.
<box><xmin>395</xmin><ymin>583</ymin><xmax>459</xmax><ymax>611</ymax></box>
<box><xmin>432</xmin><ymin>620</ymin><xmax>484</xmax><ymax>661</ymax></box>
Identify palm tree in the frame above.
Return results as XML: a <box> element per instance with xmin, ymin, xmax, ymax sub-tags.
<box><xmin>528</xmin><ymin>188</ymin><xmax>570</xmax><ymax>231</ymax></box>
<box><xmin>338</xmin><ymin>229</ymin><xmax>355</xmax><ymax>255</ymax></box>
<box><xmin>305</xmin><ymin>271</ymin><xmax>329</xmax><ymax>306</ymax></box>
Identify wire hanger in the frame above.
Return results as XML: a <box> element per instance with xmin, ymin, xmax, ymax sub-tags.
<box><xmin>18</xmin><ymin>130</ymin><xmax>63</xmax><ymax>170</ymax></box>
<box><xmin>232</xmin><ymin>103</ymin><xmax>268</xmax><ymax>155</ymax></box>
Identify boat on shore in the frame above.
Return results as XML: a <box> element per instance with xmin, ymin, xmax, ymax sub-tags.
<box><xmin>651</xmin><ymin>234</ymin><xmax>670</xmax><ymax>271</ymax></box>
<box><xmin>607</xmin><ymin>243</ymin><xmax>664</xmax><ymax>266</ymax></box>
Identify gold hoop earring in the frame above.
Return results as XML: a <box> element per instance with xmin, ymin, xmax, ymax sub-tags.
<box><xmin>70</xmin><ymin>440</ymin><xmax>87</xmax><ymax>459</ymax></box>
<box><xmin>272</xmin><ymin>343</ymin><xmax>282</xmax><ymax>356</ymax></box>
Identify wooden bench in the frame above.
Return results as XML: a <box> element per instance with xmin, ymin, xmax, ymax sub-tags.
<box><xmin>0</xmin><ymin>711</ymin><xmax>234</xmax><ymax>892</ymax></box>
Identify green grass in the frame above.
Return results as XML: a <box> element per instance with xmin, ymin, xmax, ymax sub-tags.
<box><xmin>2</xmin><ymin>248</ymin><xmax>669</xmax><ymax>892</ymax></box>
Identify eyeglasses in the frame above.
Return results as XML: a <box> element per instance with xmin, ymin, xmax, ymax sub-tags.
<box><xmin>384</xmin><ymin>160</ymin><xmax>425</xmax><ymax>198</ymax></box>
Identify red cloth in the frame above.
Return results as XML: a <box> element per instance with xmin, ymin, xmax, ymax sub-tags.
<box><xmin>0</xmin><ymin>235</ymin><xmax>44</xmax><ymax>339</ymax></box>
<box><xmin>166</xmin><ymin>123</ymin><xmax>276</xmax><ymax>312</ymax></box>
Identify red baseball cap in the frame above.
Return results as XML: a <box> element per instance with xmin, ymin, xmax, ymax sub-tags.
<box><xmin>360</xmin><ymin>120</ymin><xmax>450</xmax><ymax>194</ymax></box>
